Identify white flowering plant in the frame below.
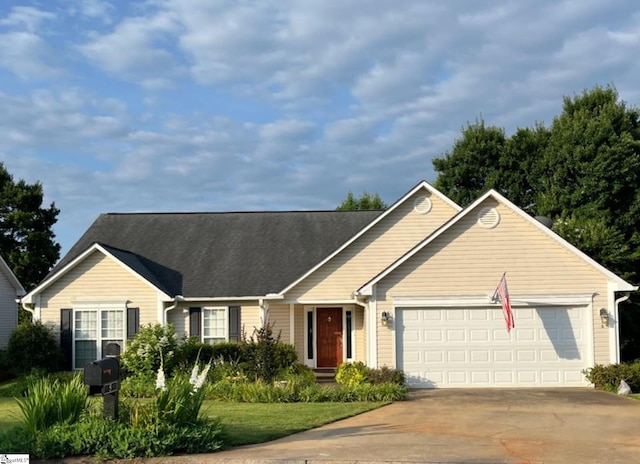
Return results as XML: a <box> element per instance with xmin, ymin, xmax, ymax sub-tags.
<box><xmin>154</xmin><ymin>350</ymin><xmax>212</xmax><ymax>426</ymax></box>
<box><xmin>121</xmin><ymin>323</ymin><xmax>179</xmax><ymax>377</ymax></box>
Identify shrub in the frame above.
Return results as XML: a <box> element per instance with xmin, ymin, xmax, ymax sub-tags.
<box><xmin>583</xmin><ymin>361</ymin><xmax>640</xmax><ymax>392</ymax></box>
<box><xmin>243</xmin><ymin>319</ymin><xmax>298</xmax><ymax>382</ymax></box>
<box><xmin>336</xmin><ymin>362</ymin><xmax>369</xmax><ymax>386</ymax></box>
<box><xmin>6</xmin><ymin>321</ymin><xmax>64</xmax><ymax>375</ymax></box>
<box><xmin>121</xmin><ymin>324</ymin><xmax>179</xmax><ymax>378</ymax></box>
<box><xmin>173</xmin><ymin>337</ymin><xmax>216</xmax><ymax>372</ymax></box>
<box><xmin>0</xmin><ymin>349</ymin><xmax>13</xmax><ymax>382</ymax></box>
<box><xmin>336</xmin><ymin>362</ymin><xmax>406</xmax><ymax>386</ymax></box>
<box><xmin>27</xmin><ymin>414</ymin><xmax>223</xmax><ymax>459</ymax></box>
<box><xmin>120</xmin><ymin>373</ymin><xmax>156</xmax><ymax>398</ymax></box>
<box><xmin>367</xmin><ymin>366</ymin><xmax>406</xmax><ymax>385</ymax></box>
<box><xmin>174</xmin><ymin>338</ymin><xmax>247</xmax><ymax>374</ymax></box>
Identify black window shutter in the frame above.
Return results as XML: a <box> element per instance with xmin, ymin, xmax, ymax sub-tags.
<box><xmin>229</xmin><ymin>306</ymin><xmax>241</xmax><ymax>342</ymax></box>
<box><xmin>189</xmin><ymin>307</ymin><xmax>201</xmax><ymax>338</ymax></box>
<box><xmin>60</xmin><ymin>308</ymin><xmax>73</xmax><ymax>371</ymax></box>
<box><xmin>127</xmin><ymin>307</ymin><xmax>140</xmax><ymax>339</ymax></box>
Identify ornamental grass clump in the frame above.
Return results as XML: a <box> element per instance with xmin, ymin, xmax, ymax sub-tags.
<box><xmin>16</xmin><ymin>374</ymin><xmax>87</xmax><ymax>434</ymax></box>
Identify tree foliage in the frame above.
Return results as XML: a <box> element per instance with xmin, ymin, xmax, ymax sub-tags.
<box><xmin>0</xmin><ymin>163</ymin><xmax>60</xmax><ymax>290</ymax></box>
<box><xmin>336</xmin><ymin>191</ymin><xmax>388</xmax><ymax>211</ymax></box>
<box><xmin>432</xmin><ymin>84</ymin><xmax>640</xmax><ymax>360</ymax></box>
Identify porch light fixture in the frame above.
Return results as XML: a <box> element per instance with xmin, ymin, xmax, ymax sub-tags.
<box><xmin>599</xmin><ymin>308</ymin><xmax>609</xmax><ymax>328</ymax></box>
<box><xmin>381</xmin><ymin>311</ymin><xmax>391</xmax><ymax>326</ymax></box>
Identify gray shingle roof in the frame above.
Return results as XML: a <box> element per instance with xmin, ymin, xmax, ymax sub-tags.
<box><xmin>52</xmin><ymin>210</ymin><xmax>384</xmax><ymax>298</ymax></box>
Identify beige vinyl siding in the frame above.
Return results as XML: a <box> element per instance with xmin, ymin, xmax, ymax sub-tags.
<box><xmin>266</xmin><ymin>303</ymin><xmax>290</xmax><ymax>343</ymax></box>
<box><xmin>0</xmin><ymin>274</ymin><xmax>18</xmax><ymax>348</ymax></box>
<box><xmin>286</xmin><ymin>188</ymin><xmax>459</xmax><ymax>301</ymax></box>
<box><xmin>39</xmin><ymin>251</ymin><xmax>160</xmax><ymax>340</ymax></box>
<box><xmin>375</xmin><ymin>198</ymin><xmax>612</xmax><ymax>367</ymax></box>
<box><xmin>168</xmin><ymin>301</ymin><xmax>262</xmax><ymax>341</ymax></box>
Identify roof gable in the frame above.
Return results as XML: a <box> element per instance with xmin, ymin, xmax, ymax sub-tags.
<box><xmin>0</xmin><ymin>255</ymin><xmax>24</xmax><ymax>296</ymax></box>
<box><xmin>359</xmin><ymin>189</ymin><xmax>637</xmax><ymax>295</ymax></box>
<box><xmin>22</xmin><ymin>244</ymin><xmax>172</xmax><ymax>303</ymax></box>
<box><xmin>278</xmin><ymin>180</ymin><xmax>461</xmax><ymax>296</ymax></box>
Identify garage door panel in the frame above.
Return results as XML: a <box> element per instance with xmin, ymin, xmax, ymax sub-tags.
<box><xmin>397</xmin><ymin>306</ymin><xmax>589</xmax><ymax>388</ymax></box>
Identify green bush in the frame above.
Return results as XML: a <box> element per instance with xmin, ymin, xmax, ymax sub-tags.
<box><xmin>205</xmin><ymin>376</ymin><xmax>408</xmax><ymax>403</ymax></box>
<box><xmin>583</xmin><ymin>361</ymin><xmax>640</xmax><ymax>392</ymax></box>
<box><xmin>23</xmin><ymin>415</ymin><xmax>223</xmax><ymax>459</ymax></box>
<box><xmin>243</xmin><ymin>320</ymin><xmax>298</xmax><ymax>382</ymax></box>
<box><xmin>120</xmin><ymin>324</ymin><xmax>179</xmax><ymax>378</ymax></box>
<box><xmin>120</xmin><ymin>373</ymin><xmax>156</xmax><ymax>398</ymax></box>
<box><xmin>174</xmin><ymin>338</ymin><xmax>247</xmax><ymax>374</ymax></box>
<box><xmin>336</xmin><ymin>362</ymin><xmax>369</xmax><ymax>386</ymax></box>
<box><xmin>6</xmin><ymin>321</ymin><xmax>64</xmax><ymax>375</ymax></box>
<box><xmin>0</xmin><ymin>357</ymin><xmax>224</xmax><ymax>459</ymax></box>
<box><xmin>367</xmin><ymin>366</ymin><xmax>406</xmax><ymax>385</ymax></box>
<box><xmin>336</xmin><ymin>362</ymin><xmax>406</xmax><ymax>386</ymax></box>
<box><xmin>0</xmin><ymin>349</ymin><xmax>14</xmax><ymax>382</ymax></box>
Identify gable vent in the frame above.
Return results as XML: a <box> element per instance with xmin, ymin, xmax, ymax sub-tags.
<box><xmin>477</xmin><ymin>207</ymin><xmax>500</xmax><ymax>229</ymax></box>
<box><xmin>413</xmin><ymin>196</ymin><xmax>432</xmax><ymax>214</ymax></box>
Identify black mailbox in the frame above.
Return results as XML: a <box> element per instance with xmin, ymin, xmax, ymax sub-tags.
<box><xmin>84</xmin><ymin>357</ymin><xmax>119</xmax><ymax>396</ymax></box>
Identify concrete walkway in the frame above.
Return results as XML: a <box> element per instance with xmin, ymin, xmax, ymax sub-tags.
<box><xmin>58</xmin><ymin>389</ymin><xmax>640</xmax><ymax>464</ymax></box>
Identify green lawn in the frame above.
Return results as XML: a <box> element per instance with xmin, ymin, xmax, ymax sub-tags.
<box><xmin>630</xmin><ymin>394</ymin><xmax>640</xmax><ymax>401</ymax></box>
<box><xmin>207</xmin><ymin>402</ymin><xmax>386</xmax><ymax>446</ymax></box>
<box><xmin>0</xmin><ymin>397</ymin><xmax>387</xmax><ymax>448</ymax></box>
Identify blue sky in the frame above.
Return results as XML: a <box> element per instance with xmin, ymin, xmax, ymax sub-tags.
<box><xmin>1</xmin><ymin>0</ymin><xmax>640</xmax><ymax>258</ymax></box>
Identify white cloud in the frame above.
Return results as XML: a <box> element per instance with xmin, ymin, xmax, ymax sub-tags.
<box><xmin>0</xmin><ymin>31</ymin><xmax>63</xmax><ymax>79</ymax></box>
<box><xmin>0</xmin><ymin>6</ymin><xmax>56</xmax><ymax>32</ymax></box>
<box><xmin>78</xmin><ymin>10</ymin><xmax>184</xmax><ymax>87</ymax></box>
<box><xmin>2</xmin><ymin>0</ymin><xmax>640</xmax><ymax>258</ymax></box>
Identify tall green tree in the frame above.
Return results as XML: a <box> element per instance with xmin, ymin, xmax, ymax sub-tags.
<box><xmin>432</xmin><ymin>84</ymin><xmax>640</xmax><ymax>360</ymax></box>
<box><xmin>0</xmin><ymin>162</ymin><xmax>60</xmax><ymax>290</ymax></box>
<box><xmin>433</xmin><ymin>120</ymin><xmax>548</xmax><ymax>211</ymax></box>
<box><xmin>336</xmin><ymin>191</ymin><xmax>388</xmax><ymax>211</ymax></box>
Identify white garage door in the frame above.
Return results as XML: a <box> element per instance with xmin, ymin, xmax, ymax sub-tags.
<box><xmin>396</xmin><ymin>306</ymin><xmax>589</xmax><ymax>388</ymax></box>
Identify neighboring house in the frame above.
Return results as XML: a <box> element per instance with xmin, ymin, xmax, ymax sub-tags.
<box><xmin>20</xmin><ymin>181</ymin><xmax>637</xmax><ymax>388</ymax></box>
<box><xmin>0</xmin><ymin>255</ymin><xmax>25</xmax><ymax>348</ymax></box>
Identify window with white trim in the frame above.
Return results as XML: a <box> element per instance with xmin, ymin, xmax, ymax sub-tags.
<box><xmin>73</xmin><ymin>304</ymin><xmax>125</xmax><ymax>370</ymax></box>
<box><xmin>203</xmin><ymin>307</ymin><xmax>227</xmax><ymax>344</ymax></box>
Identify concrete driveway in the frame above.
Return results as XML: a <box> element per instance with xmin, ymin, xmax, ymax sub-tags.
<box><xmin>184</xmin><ymin>388</ymin><xmax>640</xmax><ymax>464</ymax></box>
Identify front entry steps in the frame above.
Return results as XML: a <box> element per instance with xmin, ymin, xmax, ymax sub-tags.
<box><xmin>313</xmin><ymin>368</ymin><xmax>337</xmax><ymax>385</ymax></box>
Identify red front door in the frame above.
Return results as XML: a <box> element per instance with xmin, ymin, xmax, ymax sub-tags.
<box><xmin>316</xmin><ymin>308</ymin><xmax>343</xmax><ymax>368</ymax></box>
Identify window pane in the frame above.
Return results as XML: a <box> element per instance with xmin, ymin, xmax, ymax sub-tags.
<box><xmin>102</xmin><ymin>310</ymin><xmax>123</xmax><ymax>338</ymax></box>
<box><xmin>75</xmin><ymin>340</ymin><xmax>97</xmax><ymax>369</ymax></box>
<box><xmin>204</xmin><ymin>308</ymin><xmax>226</xmax><ymax>339</ymax></box>
<box><xmin>75</xmin><ymin>311</ymin><xmax>97</xmax><ymax>339</ymax></box>
<box><xmin>203</xmin><ymin>337</ymin><xmax>226</xmax><ymax>345</ymax></box>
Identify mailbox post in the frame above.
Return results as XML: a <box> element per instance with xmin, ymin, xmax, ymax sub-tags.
<box><xmin>84</xmin><ymin>346</ymin><xmax>120</xmax><ymax>420</ymax></box>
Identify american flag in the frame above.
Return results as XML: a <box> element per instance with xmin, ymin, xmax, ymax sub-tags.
<box><xmin>496</xmin><ymin>273</ymin><xmax>515</xmax><ymax>332</ymax></box>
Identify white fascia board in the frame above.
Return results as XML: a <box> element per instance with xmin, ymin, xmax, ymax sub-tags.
<box><xmin>177</xmin><ymin>295</ymin><xmax>283</xmax><ymax>302</ymax></box>
<box><xmin>359</xmin><ymin>189</ymin><xmax>637</xmax><ymax>294</ymax></box>
<box><xmin>0</xmin><ymin>255</ymin><xmax>25</xmax><ymax>296</ymax></box>
<box><xmin>278</xmin><ymin>180</ymin><xmax>461</xmax><ymax>297</ymax></box>
<box><xmin>294</xmin><ymin>299</ymin><xmax>362</xmax><ymax>305</ymax></box>
<box><xmin>22</xmin><ymin>243</ymin><xmax>172</xmax><ymax>303</ymax></box>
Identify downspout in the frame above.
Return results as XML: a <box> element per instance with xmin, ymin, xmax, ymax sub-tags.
<box><xmin>19</xmin><ymin>299</ymin><xmax>35</xmax><ymax>319</ymax></box>
<box><xmin>163</xmin><ymin>295</ymin><xmax>184</xmax><ymax>324</ymax></box>
<box><xmin>614</xmin><ymin>293</ymin><xmax>631</xmax><ymax>363</ymax></box>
